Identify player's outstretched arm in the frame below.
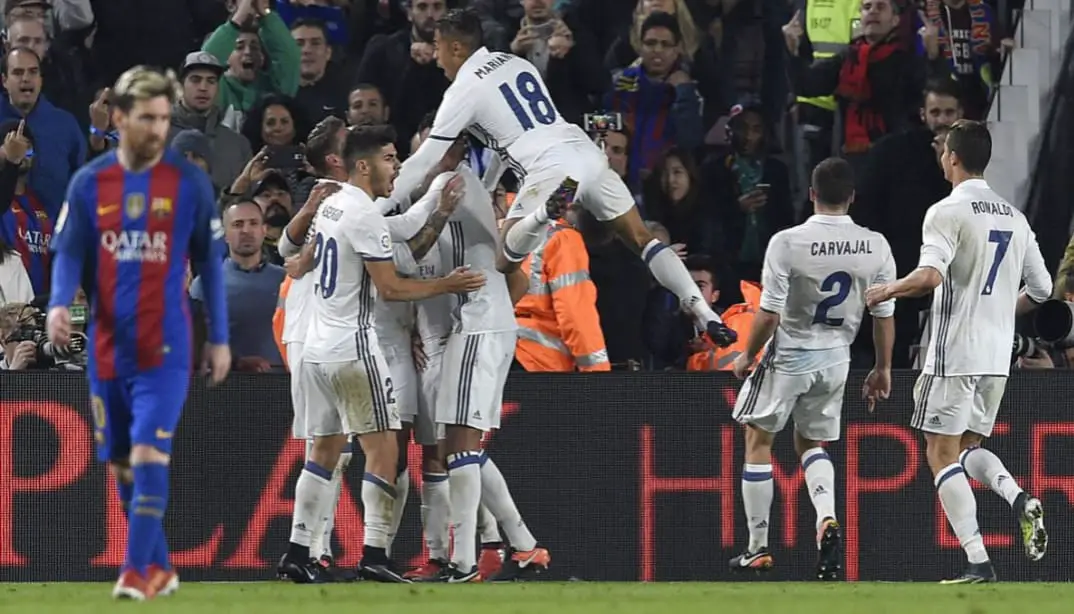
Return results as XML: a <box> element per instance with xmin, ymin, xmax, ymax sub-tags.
<box><xmin>365</xmin><ymin>260</ymin><xmax>485</xmax><ymax>302</ymax></box>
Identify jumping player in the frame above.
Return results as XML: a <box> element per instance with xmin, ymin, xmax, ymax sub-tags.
<box><xmin>866</xmin><ymin>120</ymin><xmax>1051</xmax><ymax>583</ymax></box>
<box><xmin>729</xmin><ymin>158</ymin><xmax>895</xmax><ymax>580</ymax></box>
<box><xmin>47</xmin><ymin>66</ymin><xmax>231</xmax><ymax>600</ymax></box>
<box><xmin>278</xmin><ymin>124</ymin><xmax>484</xmax><ymax>584</ymax></box>
<box><xmin>386</xmin><ymin>8</ymin><xmax>736</xmax><ymax>349</ymax></box>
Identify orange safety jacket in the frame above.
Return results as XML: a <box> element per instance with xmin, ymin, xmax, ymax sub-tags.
<box><xmin>514</xmin><ymin>221</ymin><xmax>611</xmax><ymax>372</ymax></box>
<box><xmin>687</xmin><ymin>281</ymin><xmax>762</xmax><ymax>371</ymax></box>
<box><xmin>272</xmin><ymin>276</ymin><xmax>292</xmax><ymax>369</ymax></box>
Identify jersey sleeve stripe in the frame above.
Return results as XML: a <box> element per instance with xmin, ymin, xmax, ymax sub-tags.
<box><xmin>428</xmin><ymin>133</ymin><xmax>457</xmax><ymax>142</ymax></box>
<box><xmin>363</xmin><ymin>255</ymin><xmax>393</xmax><ymax>261</ymax></box>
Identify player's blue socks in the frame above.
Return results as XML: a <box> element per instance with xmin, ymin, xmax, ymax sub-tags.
<box><xmin>117</xmin><ymin>477</ymin><xmax>171</xmax><ymax>571</ymax></box>
<box><xmin>126</xmin><ymin>463</ymin><xmax>170</xmax><ymax>575</ymax></box>
<box><xmin>741</xmin><ymin>463</ymin><xmax>773</xmax><ymax>552</ymax></box>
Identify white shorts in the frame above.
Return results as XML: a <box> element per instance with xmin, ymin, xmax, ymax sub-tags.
<box><xmin>382</xmin><ymin>342</ymin><xmax>419</xmax><ymax>427</ymax></box>
<box><xmin>414</xmin><ymin>344</ymin><xmax>445</xmax><ymax>446</ymax></box>
<box><xmin>505</xmin><ymin>141</ymin><xmax>634</xmax><ymax>223</ymax></box>
<box><xmin>911</xmin><ymin>373</ymin><xmax>1007</xmax><ymax>437</ymax></box>
<box><xmin>732</xmin><ymin>362</ymin><xmax>850</xmax><ymax>442</ymax></box>
<box><xmin>300</xmin><ymin>346</ymin><xmax>401</xmax><ymax>437</ymax></box>
<box><xmin>287</xmin><ymin>341</ymin><xmax>307</xmax><ymax>439</ymax></box>
<box><xmin>436</xmin><ymin>331</ymin><xmax>516</xmax><ymax>432</ymax></box>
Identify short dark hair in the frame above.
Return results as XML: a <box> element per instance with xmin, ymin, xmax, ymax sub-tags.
<box><xmin>350</xmin><ymin>82</ymin><xmax>382</xmax><ymax>98</ymax></box>
<box><xmin>290</xmin><ymin>17</ymin><xmax>329</xmax><ymax>37</ymax></box>
<box><xmin>343</xmin><ymin>124</ymin><xmax>397</xmax><ymax>171</ymax></box>
<box><xmin>436</xmin><ymin>9</ymin><xmax>483</xmax><ymax>50</ymax></box>
<box><xmin>945</xmin><ymin>119</ymin><xmax>991</xmax><ymax>175</ymax></box>
<box><xmin>640</xmin><ymin>11</ymin><xmax>681</xmax><ymax>43</ymax></box>
<box><xmin>222</xmin><ymin>197</ymin><xmax>263</xmax><ymax>222</ymax></box>
<box><xmin>306</xmin><ymin>116</ymin><xmax>347</xmax><ymax>176</ymax></box>
<box><xmin>811</xmin><ymin>157</ymin><xmax>856</xmax><ymax>207</ymax></box>
<box><xmin>923</xmin><ymin>77</ymin><xmax>962</xmax><ymax>104</ymax></box>
<box><xmin>685</xmin><ymin>254</ymin><xmax>719</xmax><ymax>287</ymax></box>
<box><xmin>2</xmin><ymin>45</ymin><xmax>39</xmax><ymax>75</ymax></box>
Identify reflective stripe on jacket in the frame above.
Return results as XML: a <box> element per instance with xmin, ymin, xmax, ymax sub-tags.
<box><xmin>514</xmin><ymin>222</ymin><xmax>610</xmax><ymax>372</ymax></box>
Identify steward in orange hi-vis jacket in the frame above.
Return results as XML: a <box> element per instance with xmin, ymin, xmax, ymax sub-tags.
<box><xmin>687</xmin><ymin>281</ymin><xmax>762</xmax><ymax>371</ymax></box>
<box><xmin>272</xmin><ymin>276</ymin><xmax>292</xmax><ymax>368</ymax></box>
<box><xmin>514</xmin><ymin>220</ymin><xmax>610</xmax><ymax>372</ymax></box>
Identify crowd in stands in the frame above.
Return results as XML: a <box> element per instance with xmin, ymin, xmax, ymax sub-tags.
<box><xmin>0</xmin><ymin>0</ymin><xmax>1064</xmax><ymax>374</ymax></box>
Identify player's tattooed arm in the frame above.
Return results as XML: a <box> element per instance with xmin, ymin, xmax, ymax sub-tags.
<box><xmin>405</xmin><ymin>175</ymin><xmax>465</xmax><ymax>261</ymax></box>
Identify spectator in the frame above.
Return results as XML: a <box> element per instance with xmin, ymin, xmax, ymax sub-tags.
<box><xmin>854</xmin><ymin>77</ymin><xmax>959</xmax><ymax>367</ymax></box>
<box><xmin>86</xmin><ymin>87</ymin><xmax>117</xmax><ymax>159</ymax></box>
<box><xmin>203</xmin><ymin>0</ymin><xmax>301</xmax><ymax>132</ymax></box>
<box><xmin>0</xmin><ymin>47</ymin><xmax>82</xmax><ymax>214</ymax></box>
<box><xmin>641</xmin><ymin>147</ymin><xmax>725</xmax><ymax>261</ymax></box>
<box><xmin>606</xmin><ymin>12</ymin><xmax>703</xmax><ymax>186</ymax></box>
<box><xmin>469</xmin><ymin>0</ymin><xmax>524</xmax><ymax>52</ymax></box>
<box><xmin>704</xmin><ymin>97</ymin><xmax>793</xmax><ymax>286</ymax></box>
<box><xmin>190</xmin><ymin>198</ymin><xmax>285</xmax><ymax>372</ymax></box>
<box><xmin>784</xmin><ymin>0</ymin><xmax>934</xmax><ymax>166</ymax></box>
<box><xmin>169</xmin><ymin>51</ymin><xmax>253</xmax><ymax>192</ymax></box>
<box><xmin>645</xmin><ymin>254</ymin><xmax>720</xmax><ymax>369</ymax></box>
<box><xmin>240</xmin><ymin>93</ymin><xmax>306</xmax><ymax>152</ymax></box>
<box><xmin>0</xmin><ymin>301</ymin><xmax>36</xmax><ymax>370</ymax></box>
<box><xmin>291</xmin><ymin>17</ymin><xmax>349</xmax><ymax>123</ymax></box>
<box><xmin>4</xmin><ymin>15</ymin><xmax>90</xmax><ymax>130</ymax></box>
<box><xmin>346</xmin><ymin>83</ymin><xmax>390</xmax><ymax>127</ymax></box>
<box><xmin>685</xmin><ymin>279</ymin><xmax>762</xmax><ymax>371</ymax></box>
<box><xmin>505</xmin><ymin>0</ymin><xmax>608</xmax><ymax>125</ymax></box>
<box><xmin>919</xmin><ymin>0</ymin><xmax>1005</xmax><ymax>119</ymax></box>
<box><xmin>249</xmin><ymin>170</ymin><xmax>294</xmax><ymax>265</ymax></box>
<box><xmin>170</xmin><ymin>129</ymin><xmax>213</xmax><ymax>176</ymax></box>
<box><xmin>355</xmin><ymin>0</ymin><xmax>449</xmax><ymax>155</ymax></box>
<box><xmin>0</xmin><ymin>236</ymin><xmax>31</xmax><ymax>306</ymax></box>
<box><xmin>0</xmin><ymin>118</ymin><xmax>50</xmax><ymax>295</ymax></box>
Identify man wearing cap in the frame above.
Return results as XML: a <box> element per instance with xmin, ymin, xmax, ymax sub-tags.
<box><xmin>171</xmin><ymin>128</ymin><xmax>213</xmax><ymax>177</ymax></box>
<box><xmin>168</xmin><ymin>51</ymin><xmax>253</xmax><ymax>193</ymax></box>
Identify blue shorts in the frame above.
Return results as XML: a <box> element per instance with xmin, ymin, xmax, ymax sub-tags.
<box><xmin>88</xmin><ymin>369</ymin><xmax>190</xmax><ymax>462</ymax></box>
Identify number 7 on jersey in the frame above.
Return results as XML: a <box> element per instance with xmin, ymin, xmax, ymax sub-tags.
<box><xmin>982</xmin><ymin>229</ymin><xmax>1012</xmax><ymax>296</ymax></box>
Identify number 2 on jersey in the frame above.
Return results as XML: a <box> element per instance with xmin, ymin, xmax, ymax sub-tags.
<box><xmin>312</xmin><ymin>232</ymin><xmax>339</xmax><ymax>299</ymax></box>
<box><xmin>812</xmin><ymin>271</ymin><xmax>852</xmax><ymax>327</ymax></box>
<box><xmin>982</xmin><ymin>229</ymin><xmax>1013</xmax><ymax>295</ymax></box>
<box><xmin>499</xmin><ymin>72</ymin><xmax>556</xmax><ymax>130</ymax></box>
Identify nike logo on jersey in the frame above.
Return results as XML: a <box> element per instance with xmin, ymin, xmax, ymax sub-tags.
<box><xmin>98</xmin><ymin>204</ymin><xmax>119</xmax><ymax>216</ymax></box>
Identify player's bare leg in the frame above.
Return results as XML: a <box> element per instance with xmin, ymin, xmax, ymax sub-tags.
<box><xmin>307</xmin><ymin>437</ymin><xmax>355</xmax><ymax>580</ymax></box>
<box><xmin>926</xmin><ymin>432</ymin><xmax>996</xmax><ymax>583</ymax></box>
<box><xmin>959</xmin><ymin>433</ymin><xmax>1046</xmax><ymax>561</ymax></box>
<box><xmin>602</xmin><ymin>207</ymin><xmax>737</xmax><ymax>347</ymax></box>
<box><xmin>406</xmin><ymin>443</ymin><xmax>452</xmax><ymax>581</ymax></box>
<box><xmin>477</xmin><ymin>503</ymin><xmax>505</xmax><ymax>579</ymax></box>
<box><xmin>730</xmin><ymin>424</ymin><xmax>775</xmax><ymax>574</ymax></box>
<box><xmin>355</xmin><ymin>429</ymin><xmax>409</xmax><ymax>583</ymax></box>
<box><xmin>113</xmin><ymin>446</ymin><xmax>175</xmax><ymax>600</ymax></box>
<box><xmin>793</xmin><ymin>431</ymin><xmax>840</xmax><ymax>580</ymax></box>
<box><xmin>279</xmin><ymin>434</ymin><xmax>347</xmax><ymax>584</ymax></box>
<box><xmin>385</xmin><ymin>426</ymin><xmax>413</xmax><ymax>560</ymax></box>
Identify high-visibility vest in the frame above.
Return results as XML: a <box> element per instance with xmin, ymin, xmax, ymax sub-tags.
<box><xmin>796</xmin><ymin>0</ymin><xmax>860</xmax><ymax>112</ymax></box>
<box><xmin>687</xmin><ymin>281</ymin><xmax>763</xmax><ymax>371</ymax></box>
<box><xmin>272</xmin><ymin>276</ymin><xmax>291</xmax><ymax>368</ymax></box>
<box><xmin>514</xmin><ymin>222</ymin><xmax>611</xmax><ymax>372</ymax></box>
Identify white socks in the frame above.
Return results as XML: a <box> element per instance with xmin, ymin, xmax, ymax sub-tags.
<box><xmin>503</xmin><ymin>207</ymin><xmax>550</xmax><ymax>262</ymax></box>
<box><xmin>741</xmin><ymin>463</ymin><xmax>773</xmax><ymax>552</ymax></box>
<box><xmin>290</xmin><ymin>461</ymin><xmax>333</xmax><ymax>549</ymax></box>
<box><xmin>936</xmin><ymin>463</ymin><xmax>989</xmax><ymax>564</ymax></box>
<box><xmin>478</xmin><ymin>503</ymin><xmax>502</xmax><ymax>544</ymax></box>
<box><xmin>641</xmin><ymin>239</ymin><xmax>722</xmax><ymax>326</ymax></box>
<box><xmin>361</xmin><ymin>472</ymin><xmax>397</xmax><ymax>550</ymax></box>
<box><xmin>386</xmin><ymin>469</ymin><xmax>410</xmax><ymax>558</ymax></box>
<box><xmin>801</xmin><ymin>447</ymin><xmax>837</xmax><ymax>532</ymax></box>
<box><xmin>421</xmin><ymin>472</ymin><xmax>451</xmax><ymax>562</ymax></box>
<box><xmin>960</xmin><ymin>446</ymin><xmax>1024</xmax><ymax>507</ymax></box>
<box><xmin>308</xmin><ymin>445</ymin><xmax>350</xmax><ymax>559</ymax></box>
<box><xmin>446</xmin><ymin>451</ymin><xmax>483</xmax><ymax>570</ymax></box>
<box><xmin>479</xmin><ymin>453</ymin><xmax>536</xmax><ymax>551</ymax></box>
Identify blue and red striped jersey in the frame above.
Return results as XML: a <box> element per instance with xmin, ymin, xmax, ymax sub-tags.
<box><xmin>0</xmin><ymin>189</ymin><xmax>53</xmax><ymax>295</ymax></box>
<box><xmin>49</xmin><ymin>149</ymin><xmax>228</xmax><ymax>380</ymax></box>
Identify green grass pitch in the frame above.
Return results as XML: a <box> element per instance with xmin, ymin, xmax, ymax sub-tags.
<box><xmin>4</xmin><ymin>582</ymin><xmax>1074</xmax><ymax>614</ymax></box>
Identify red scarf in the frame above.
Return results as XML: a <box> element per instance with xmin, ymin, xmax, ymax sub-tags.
<box><xmin>835</xmin><ymin>39</ymin><xmax>899</xmax><ymax>152</ymax></box>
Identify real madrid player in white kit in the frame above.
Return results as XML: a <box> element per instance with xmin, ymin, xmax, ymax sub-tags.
<box><xmin>388</xmin><ymin>8</ymin><xmax>736</xmax><ymax>349</ymax></box>
<box><xmin>729</xmin><ymin>158</ymin><xmax>896</xmax><ymax>581</ymax></box>
<box><xmin>867</xmin><ymin>120</ymin><xmax>1052</xmax><ymax>584</ymax></box>
<box><xmin>277</xmin><ymin>125</ymin><xmax>485</xmax><ymax>584</ymax></box>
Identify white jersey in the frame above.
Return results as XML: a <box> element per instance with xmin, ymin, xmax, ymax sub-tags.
<box><xmin>761</xmin><ymin>215</ymin><xmax>896</xmax><ymax>374</ymax></box>
<box><xmin>390</xmin><ymin>46</ymin><xmax>593</xmax><ymax>203</ymax></box>
<box><xmin>303</xmin><ymin>183</ymin><xmax>394</xmax><ymax>363</ymax></box>
<box><xmin>409</xmin><ymin>241</ymin><xmax>454</xmax><ymax>345</ymax></box>
<box><xmin>919</xmin><ymin>179</ymin><xmax>1051</xmax><ymax>377</ymax></box>
<box><xmin>373</xmin><ymin>243</ymin><xmax>417</xmax><ymax>352</ymax></box>
<box><xmin>281</xmin><ymin>273</ymin><xmax>314</xmax><ymax>344</ymax></box>
<box><xmin>387</xmin><ymin>166</ymin><xmax>516</xmax><ymax>334</ymax></box>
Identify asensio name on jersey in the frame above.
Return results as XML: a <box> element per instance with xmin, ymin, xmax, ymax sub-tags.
<box><xmin>919</xmin><ymin>179</ymin><xmax>1051</xmax><ymax>377</ymax></box>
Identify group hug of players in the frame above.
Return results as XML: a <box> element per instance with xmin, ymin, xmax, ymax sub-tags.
<box><xmin>42</xmin><ymin>8</ymin><xmax>1055</xmax><ymax>600</ymax></box>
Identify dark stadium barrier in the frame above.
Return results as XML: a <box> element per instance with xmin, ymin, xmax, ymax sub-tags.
<box><xmin>1</xmin><ymin>371</ymin><xmax>1072</xmax><ymax>583</ymax></box>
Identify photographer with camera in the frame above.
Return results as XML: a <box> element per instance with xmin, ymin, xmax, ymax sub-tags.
<box><xmin>1013</xmin><ymin>272</ymin><xmax>1074</xmax><ymax>369</ymax></box>
<box><xmin>0</xmin><ymin>299</ymin><xmax>87</xmax><ymax>370</ymax></box>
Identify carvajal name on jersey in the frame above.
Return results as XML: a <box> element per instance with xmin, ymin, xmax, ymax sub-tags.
<box><xmin>474</xmin><ymin>53</ymin><xmax>510</xmax><ymax>79</ymax></box>
<box><xmin>810</xmin><ymin>240</ymin><xmax>873</xmax><ymax>256</ymax></box>
<box><xmin>970</xmin><ymin>201</ymin><xmax>1014</xmax><ymax>217</ymax></box>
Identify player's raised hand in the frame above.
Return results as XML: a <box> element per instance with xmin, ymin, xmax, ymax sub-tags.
<box><xmin>437</xmin><ymin>174</ymin><xmax>465</xmax><ymax>214</ymax></box>
<box><xmin>865</xmin><ymin>283</ymin><xmax>892</xmax><ymax>307</ymax></box>
<box><xmin>783</xmin><ymin>10</ymin><xmax>804</xmax><ymax>55</ymax></box>
<box><xmin>302</xmin><ymin>180</ymin><xmax>341</xmax><ymax>214</ymax></box>
<box><xmin>46</xmin><ymin>306</ymin><xmax>72</xmax><ymax>347</ymax></box>
<box><xmin>862</xmin><ymin>368</ymin><xmax>891</xmax><ymax>413</ymax></box>
<box><xmin>203</xmin><ymin>343</ymin><xmax>232</xmax><ymax>386</ymax></box>
<box><xmin>730</xmin><ymin>353</ymin><xmax>753</xmax><ymax>380</ymax></box>
<box><xmin>442</xmin><ymin>266</ymin><xmax>486</xmax><ymax>293</ymax></box>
